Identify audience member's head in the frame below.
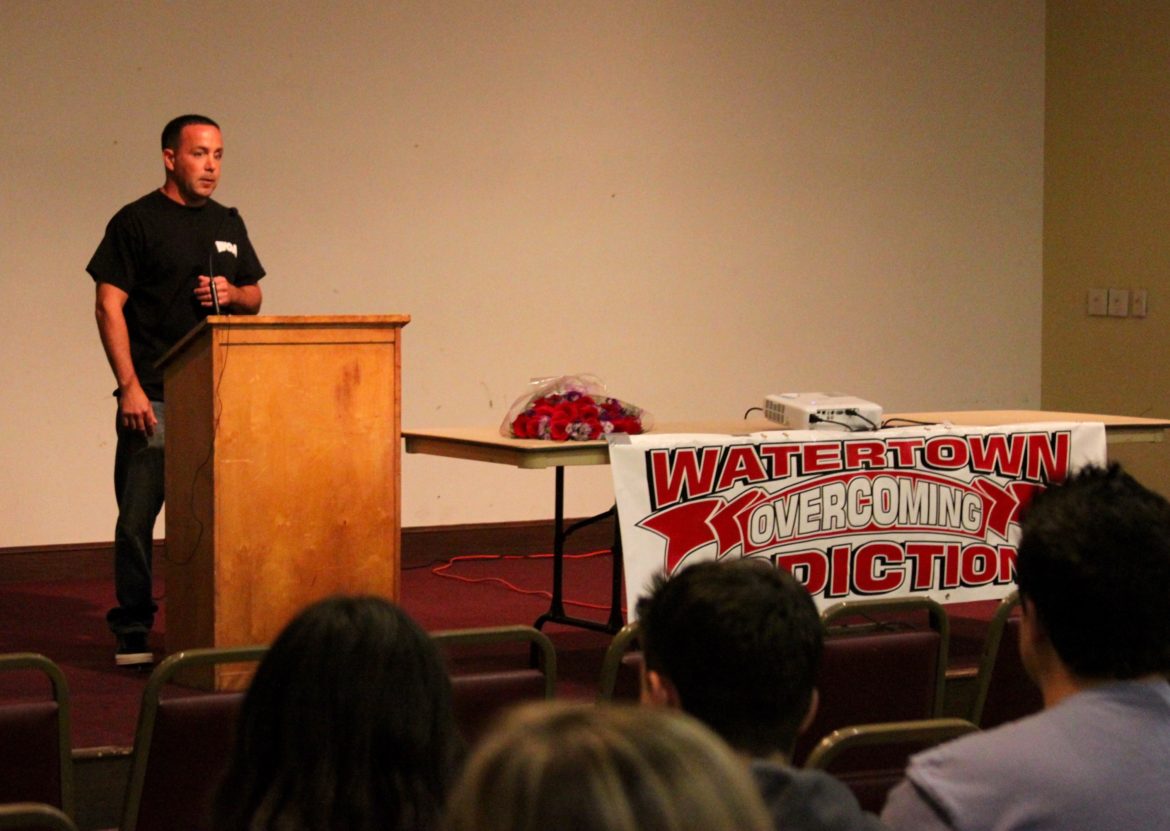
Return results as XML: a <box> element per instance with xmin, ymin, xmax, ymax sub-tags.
<box><xmin>1015</xmin><ymin>463</ymin><xmax>1170</xmax><ymax>682</ymax></box>
<box><xmin>443</xmin><ymin>701</ymin><xmax>773</xmax><ymax>831</ymax></box>
<box><xmin>214</xmin><ymin>595</ymin><xmax>461</xmax><ymax>831</ymax></box>
<box><xmin>635</xmin><ymin>558</ymin><xmax>823</xmax><ymax>760</ymax></box>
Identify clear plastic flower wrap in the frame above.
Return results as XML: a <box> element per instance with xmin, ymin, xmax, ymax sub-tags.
<box><xmin>500</xmin><ymin>374</ymin><xmax>653</xmax><ymax>441</ymax></box>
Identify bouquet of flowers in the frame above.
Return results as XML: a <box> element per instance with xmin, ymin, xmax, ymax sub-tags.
<box><xmin>501</xmin><ymin>374</ymin><xmax>652</xmax><ymax>441</ymax></box>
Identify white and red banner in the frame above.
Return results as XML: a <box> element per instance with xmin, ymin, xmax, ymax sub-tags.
<box><xmin>610</xmin><ymin>422</ymin><xmax>1107</xmax><ymax>614</ymax></box>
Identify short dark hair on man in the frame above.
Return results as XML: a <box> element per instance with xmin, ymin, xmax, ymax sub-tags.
<box><xmin>636</xmin><ymin>559</ymin><xmax>823</xmax><ymax>758</ymax></box>
<box><xmin>161</xmin><ymin>114</ymin><xmax>220</xmax><ymax>151</ymax></box>
<box><xmin>1016</xmin><ymin>463</ymin><xmax>1170</xmax><ymax>679</ymax></box>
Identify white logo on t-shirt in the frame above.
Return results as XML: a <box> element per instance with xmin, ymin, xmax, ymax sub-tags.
<box><xmin>215</xmin><ymin>240</ymin><xmax>238</xmax><ymax>257</ymax></box>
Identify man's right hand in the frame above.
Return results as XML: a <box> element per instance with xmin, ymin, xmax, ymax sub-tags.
<box><xmin>96</xmin><ymin>282</ymin><xmax>157</xmax><ymax>436</ymax></box>
<box><xmin>118</xmin><ymin>381</ymin><xmax>157</xmax><ymax>436</ymax></box>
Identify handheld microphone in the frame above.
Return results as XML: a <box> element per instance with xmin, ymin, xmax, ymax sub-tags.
<box><xmin>208</xmin><ymin>251</ymin><xmax>221</xmax><ymax>315</ymax></box>
<box><xmin>208</xmin><ymin>207</ymin><xmax>237</xmax><ymax>315</ymax></box>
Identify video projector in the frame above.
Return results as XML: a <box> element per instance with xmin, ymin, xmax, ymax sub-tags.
<box><xmin>763</xmin><ymin>392</ymin><xmax>883</xmax><ymax>432</ymax></box>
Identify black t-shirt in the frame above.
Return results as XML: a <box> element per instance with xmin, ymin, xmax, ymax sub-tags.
<box><xmin>87</xmin><ymin>190</ymin><xmax>266</xmax><ymax>400</ymax></box>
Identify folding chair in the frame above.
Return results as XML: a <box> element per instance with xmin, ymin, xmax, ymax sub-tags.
<box><xmin>0</xmin><ymin>803</ymin><xmax>79</xmax><ymax>831</ymax></box>
<box><xmin>120</xmin><ymin>646</ymin><xmax>266</xmax><ymax>831</ymax></box>
<box><xmin>0</xmin><ymin>654</ymin><xmax>73</xmax><ymax>816</ymax></box>
<box><xmin>597</xmin><ymin>621</ymin><xmax>643</xmax><ymax>702</ymax></box>
<box><xmin>431</xmin><ymin>626</ymin><xmax>556</xmax><ymax>745</ymax></box>
<box><xmin>805</xmin><ymin>717</ymin><xmax>979</xmax><ymax>813</ymax></box>
<box><xmin>968</xmin><ymin>591</ymin><xmax>1044</xmax><ymax>728</ymax></box>
<box><xmin>794</xmin><ymin>597</ymin><xmax>949</xmax><ymax>765</ymax></box>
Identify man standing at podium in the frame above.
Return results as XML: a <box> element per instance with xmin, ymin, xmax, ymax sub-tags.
<box><xmin>88</xmin><ymin>114</ymin><xmax>265</xmax><ymax>666</ymax></box>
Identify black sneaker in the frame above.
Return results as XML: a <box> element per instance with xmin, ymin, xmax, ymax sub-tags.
<box><xmin>115</xmin><ymin>632</ymin><xmax>154</xmax><ymax>667</ymax></box>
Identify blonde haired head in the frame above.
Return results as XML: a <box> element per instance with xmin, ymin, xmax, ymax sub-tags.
<box><xmin>443</xmin><ymin>701</ymin><xmax>772</xmax><ymax>831</ymax></box>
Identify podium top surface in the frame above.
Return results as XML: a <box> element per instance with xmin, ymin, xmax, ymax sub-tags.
<box><xmin>201</xmin><ymin>314</ymin><xmax>411</xmax><ymax>326</ymax></box>
<box><xmin>158</xmin><ymin>314</ymin><xmax>410</xmax><ymax>370</ymax></box>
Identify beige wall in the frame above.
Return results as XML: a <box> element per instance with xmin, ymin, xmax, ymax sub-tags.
<box><xmin>1043</xmin><ymin>1</ymin><xmax>1170</xmax><ymax>493</ymax></box>
<box><xmin>0</xmin><ymin>1</ymin><xmax>1044</xmax><ymax>549</ymax></box>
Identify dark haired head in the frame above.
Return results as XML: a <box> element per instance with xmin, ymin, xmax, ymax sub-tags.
<box><xmin>161</xmin><ymin>114</ymin><xmax>220</xmax><ymax>151</ymax></box>
<box><xmin>636</xmin><ymin>559</ymin><xmax>823</xmax><ymax>757</ymax></box>
<box><xmin>1016</xmin><ymin>464</ymin><xmax>1170</xmax><ymax>679</ymax></box>
<box><xmin>214</xmin><ymin>595</ymin><xmax>461</xmax><ymax>831</ymax></box>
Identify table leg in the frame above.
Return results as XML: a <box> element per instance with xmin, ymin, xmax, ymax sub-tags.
<box><xmin>606</xmin><ymin>526</ymin><xmax>624</xmax><ymax>631</ymax></box>
<box><xmin>533</xmin><ymin>466</ymin><xmax>624</xmax><ymax>635</ymax></box>
<box><xmin>548</xmin><ymin>466</ymin><xmax>567</xmax><ymax>619</ymax></box>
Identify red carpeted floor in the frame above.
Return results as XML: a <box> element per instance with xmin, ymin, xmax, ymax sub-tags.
<box><xmin>0</xmin><ymin>550</ymin><xmax>622</xmax><ymax>750</ymax></box>
<box><xmin>0</xmin><ymin>549</ymin><xmax>997</xmax><ymax>752</ymax></box>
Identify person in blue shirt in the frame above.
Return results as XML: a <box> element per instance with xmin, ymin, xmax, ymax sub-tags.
<box><xmin>882</xmin><ymin>464</ymin><xmax>1170</xmax><ymax>831</ymax></box>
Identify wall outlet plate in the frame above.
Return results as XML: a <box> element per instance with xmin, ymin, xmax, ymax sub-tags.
<box><xmin>1088</xmin><ymin>288</ymin><xmax>1108</xmax><ymax>316</ymax></box>
<box><xmin>1132</xmin><ymin>288</ymin><xmax>1148</xmax><ymax>318</ymax></box>
<box><xmin>1108</xmin><ymin>288</ymin><xmax>1130</xmax><ymax>317</ymax></box>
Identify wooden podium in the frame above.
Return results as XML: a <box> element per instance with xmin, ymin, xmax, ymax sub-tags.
<box><xmin>159</xmin><ymin>315</ymin><xmax>409</xmax><ymax>688</ymax></box>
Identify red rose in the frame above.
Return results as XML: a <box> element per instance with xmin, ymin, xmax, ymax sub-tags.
<box><xmin>549</xmin><ymin>416</ymin><xmax>572</xmax><ymax>441</ymax></box>
<box><xmin>609</xmin><ymin>417</ymin><xmax>641</xmax><ymax>435</ymax></box>
<box><xmin>554</xmin><ymin>401</ymin><xmax>579</xmax><ymax>421</ymax></box>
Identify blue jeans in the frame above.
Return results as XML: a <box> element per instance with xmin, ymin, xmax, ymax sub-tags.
<box><xmin>107</xmin><ymin>401</ymin><xmax>164</xmax><ymax>636</ymax></box>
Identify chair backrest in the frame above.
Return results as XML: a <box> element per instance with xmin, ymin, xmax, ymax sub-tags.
<box><xmin>0</xmin><ymin>654</ymin><xmax>73</xmax><ymax>816</ymax></box>
<box><xmin>431</xmin><ymin>626</ymin><xmax>556</xmax><ymax>745</ymax></box>
<box><xmin>597</xmin><ymin>621</ymin><xmax>643</xmax><ymax>702</ymax></box>
<box><xmin>804</xmin><ymin>717</ymin><xmax>979</xmax><ymax>813</ymax></box>
<box><xmin>968</xmin><ymin>591</ymin><xmax>1044</xmax><ymax>728</ymax></box>
<box><xmin>120</xmin><ymin>646</ymin><xmax>267</xmax><ymax>831</ymax></box>
<box><xmin>793</xmin><ymin>597</ymin><xmax>949</xmax><ymax>766</ymax></box>
<box><xmin>0</xmin><ymin>802</ymin><xmax>79</xmax><ymax>831</ymax></box>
